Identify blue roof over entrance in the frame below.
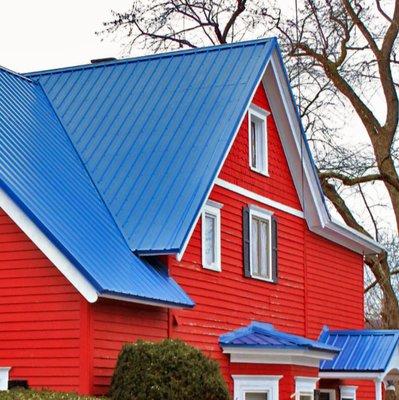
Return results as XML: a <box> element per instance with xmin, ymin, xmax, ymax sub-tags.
<box><xmin>319</xmin><ymin>328</ymin><xmax>399</xmax><ymax>372</ymax></box>
<box><xmin>219</xmin><ymin>321</ymin><xmax>339</xmax><ymax>353</ymax></box>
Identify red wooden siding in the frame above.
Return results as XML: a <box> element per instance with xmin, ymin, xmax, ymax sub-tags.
<box><xmin>0</xmin><ymin>210</ymin><xmax>82</xmax><ymax>393</ymax></box>
<box><xmin>167</xmin><ymin>82</ymin><xmax>365</xmax><ymax>391</ymax></box>
<box><xmin>90</xmin><ymin>299</ymin><xmax>168</xmax><ymax>395</ymax></box>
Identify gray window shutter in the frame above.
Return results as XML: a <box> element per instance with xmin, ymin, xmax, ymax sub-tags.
<box><xmin>243</xmin><ymin>206</ymin><xmax>251</xmax><ymax>277</ymax></box>
<box><xmin>271</xmin><ymin>215</ymin><xmax>278</xmax><ymax>283</ymax></box>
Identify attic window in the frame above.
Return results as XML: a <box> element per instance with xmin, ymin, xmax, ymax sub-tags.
<box><xmin>249</xmin><ymin>104</ymin><xmax>269</xmax><ymax>176</ymax></box>
<box><xmin>202</xmin><ymin>200</ymin><xmax>222</xmax><ymax>271</ymax></box>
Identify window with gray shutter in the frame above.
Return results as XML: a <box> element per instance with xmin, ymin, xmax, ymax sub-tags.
<box><xmin>243</xmin><ymin>206</ymin><xmax>277</xmax><ymax>282</ymax></box>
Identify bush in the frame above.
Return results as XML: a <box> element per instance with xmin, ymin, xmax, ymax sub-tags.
<box><xmin>109</xmin><ymin>339</ymin><xmax>230</xmax><ymax>400</ymax></box>
<box><xmin>0</xmin><ymin>390</ymin><xmax>104</xmax><ymax>399</ymax></box>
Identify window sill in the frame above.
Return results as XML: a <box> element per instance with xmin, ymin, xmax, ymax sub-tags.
<box><xmin>203</xmin><ymin>264</ymin><xmax>221</xmax><ymax>272</ymax></box>
<box><xmin>250</xmin><ymin>274</ymin><xmax>274</xmax><ymax>283</ymax></box>
<box><xmin>250</xmin><ymin>166</ymin><xmax>269</xmax><ymax>177</ymax></box>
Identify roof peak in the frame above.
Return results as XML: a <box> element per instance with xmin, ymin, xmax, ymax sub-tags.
<box><xmin>26</xmin><ymin>37</ymin><xmax>277</xmax><ymax>77</ymax></box>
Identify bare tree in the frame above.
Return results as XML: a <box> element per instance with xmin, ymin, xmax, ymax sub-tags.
<box><xmin>99</xmin><ymin>0</ymin><xmax>268</xmax><ymax>53</ymax></box>
<box><xmin>269</xmin><ymin>0</ymin><xmax>399</xmax><ymax>328</ymax></box>
<box><xmin>100</xmin><ymin>0</ymin><xmax>399</xmax><ymax>328</ymax></box>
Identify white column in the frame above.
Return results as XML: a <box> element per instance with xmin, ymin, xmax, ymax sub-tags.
<box><xmin>375</xmin><ymin>379</ymin><xmax>383</xmax><ymax>400</ymax></box>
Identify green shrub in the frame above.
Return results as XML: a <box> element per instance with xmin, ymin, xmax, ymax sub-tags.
<box><xmin>0</xmin><ymin>389</ymin><xmax>104</xmax><ymax>399</ymax></box>
<box><xmin>109</xmin><ymin>339</ymin><xmax>230</xmax><ymax>400</ymax></box>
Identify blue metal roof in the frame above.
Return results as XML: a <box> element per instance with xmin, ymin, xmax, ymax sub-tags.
<box><xmin>0</xmin><ymin>67</ymin><xmax>193</xmax><ymax>308</ymax></box>
<box><xmin>28</xmin><ymin>38</ymin><xmax>276</xmax><ymax>253</ymax></box>
<box><xmin>319</xmin><ymin>327</ymin><xmax>399</xmax><ymax>372</ymax></box>
<box><xmin>219</xmin><ymin>321</ymin><xmax>339</xmax><ymax>353</ymax></box>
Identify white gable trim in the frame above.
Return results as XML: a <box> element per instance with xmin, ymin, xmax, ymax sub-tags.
<box><xmin>177</xmin><ymin>45</ymin><xmax>382</xmax><ymax>261</ymax></box>
<box><xmin>0</xmin><ymin>187</ymin><xmax>98</xmax><ymax>303</ymax></box>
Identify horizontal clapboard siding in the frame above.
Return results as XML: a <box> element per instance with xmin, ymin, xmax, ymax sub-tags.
<box><xmin>90</xmin><ymin>299</ymin><xmax>168</xmax><ymax>395</ymax></box>
<box><xmin>168</xmin><ymin>83</ymin><xmax>365</xmax><ymax>396</ymax></box>
<box><xmin>0</xmin><ymin>210</ymin><xmax>82</xmax><ymax>392</ymax></box>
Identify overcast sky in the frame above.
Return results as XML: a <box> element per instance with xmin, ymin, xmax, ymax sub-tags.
<box><xmin>0</xmin><ymin>0</ymin><xmax>134</xmax><ymax>73</ymax></box>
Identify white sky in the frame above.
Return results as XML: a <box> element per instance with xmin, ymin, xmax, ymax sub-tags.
<box><xmin>0</xmin><ymin>0</ymin><xmax>133</xmax><ymax>73</ymax></box>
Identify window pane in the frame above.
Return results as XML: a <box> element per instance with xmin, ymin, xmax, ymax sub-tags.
<box><xmin>204</xmin><ymin>213</ymin><xmax>216</xmax><ymax>265</ymax></box>
<box><xmin>259</xmin><ymin>219</ymin><xmax>269</xmax><ymax>278</ymax></box>
<box><xmin>299</xmin><ymin>395</ymin><xmax>312</xmax><ymax>400</ymax></box>
<box><xmin>251</xmin><ymin>218</ymin><xmax>259</xmax><ymax>275</ymax></box>
<box><xmin>256</xmin><ymin>121</ymin><xmax>265</xmax><ymax>171</ymax></box>
<box><xmin>251</xmin><ymin>215</ymin><xmax>270</xmax><ymax>279</ymax></box>
<box><xmin>251</xmin><ymin>121</ymin><xmax>257</xmax><ymax>168</ymax></box>
<box><xmin>245</xmin><ymin>393</ymin><xmax>268</xmax><ymax>400</ymax></box>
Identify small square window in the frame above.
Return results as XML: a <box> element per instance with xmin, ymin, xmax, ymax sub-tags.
<box><xmin>249</xmin><ymin>105</ymin><xmax>269</xmax><ymax>176</ymax></box>
<box><xmin>250</xmin><ymin>208</ymin><xmax>272</xmax><ymax>281</ymax></box>
<box><xmin>202</xmin><ymin>201</ymin><xmax>222</xmax><ymax>271</ymax></box>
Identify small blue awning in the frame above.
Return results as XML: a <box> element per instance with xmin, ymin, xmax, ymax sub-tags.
<box><xmin>220</xmin><ymin>321</ymin><xmax>339</xmax><ymax>359</ymax></box>
<box><xmin>319</xmin><ymin>327</ymin><xmax>399</xmax><ymax>373</ymax></box>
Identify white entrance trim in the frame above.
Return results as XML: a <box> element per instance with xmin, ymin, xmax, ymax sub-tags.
<box><xmin>233</xmin><ymin>375</ymin><xmax>282</xmax><ymax>400</ymax></box>
<box><xmin>339</xmin><ymin>385</ymin><xmax>357</xmax><ymax>400</ymax></box>
<box><xmin>0</xmin><ymin>187</ymin><xmax>98</xmax><ymax>303</ymax></box>
<box><xmin>295</xmin><ymin>377</ymin><xmax>319</xmax><ymax>400</ymax></box>
<box><xmin>223</xmin><ymin>347</ymin><xmax>337</xmax><ymax>368</ymax></box>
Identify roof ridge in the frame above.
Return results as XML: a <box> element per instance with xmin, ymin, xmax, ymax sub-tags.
<box><xmin>26</xmin><ymin>37</ymin><xmax>276</xmax><ymax>77</ymax></box>
<box><xmin>0</xmin><ymin>65</ymin><xmax>35</xmax><ymax>83</ymax></box>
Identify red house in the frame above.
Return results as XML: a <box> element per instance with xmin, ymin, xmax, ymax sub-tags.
<box><xmin>0</xmin><ymin>38</ymin><xmax>396</xmax><ymax>400</ymax></box>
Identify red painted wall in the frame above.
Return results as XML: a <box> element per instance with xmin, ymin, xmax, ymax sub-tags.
<box><xmin>0</xmin><ymin>210</ymin><xmax>83</xmax><ymax>393</ymax></box>
<box><xmin>167</xmin><ymin>83</ymin><xmax>366</xmax><ymax>395</ymax></box>
<box><xmin>90</xmin><ymin>299</ymin><xmax>168</xmax><ymax>395</ymax></box>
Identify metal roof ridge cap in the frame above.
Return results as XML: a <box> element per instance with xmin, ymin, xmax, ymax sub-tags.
<box><xmin>25</xmin><ymin>37</ymin><xmax>276</xmax><ymax>77</ymax></box>
<box><xmin>0</xmin><ymin>65</ymin><xmax>35</xmax><ymax>83</ymax></box>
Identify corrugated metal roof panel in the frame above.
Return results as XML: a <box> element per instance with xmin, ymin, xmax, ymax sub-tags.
<box><xmin>29</xmin><ymin>38</ymin><xmax>276</xmax><ymax>253</ymax></box>
<box><xmin>0</xmin><ymin>67</ymin><xmax>193</xmax><ymax>307</ymax></box>
<box><xmin>319</xmin><ymin>329</ymin><xmax>399</xmax><ymax>372</ymax></box>
<box><xmin>219</xmin><ymin>321</ymin><xmax>339</xmax><ymax>353</ymax></box>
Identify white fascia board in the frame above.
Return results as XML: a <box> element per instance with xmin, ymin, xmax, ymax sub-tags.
<box><xmin>99</xmin><ymin>293</ymin><xmax>189</xmax><ymax>309</ymax></box>
<box><xmin>319</xmin><ymin>371</ymin><xmax>384</xmax><ymax>380</ymax></box>
<box><xmin>266</xmin><ymin>50</ymin><xmax>382</xmax><ymax>255</ymax></box>
<box><xmin>223</xmin><ymin>346</ymin><xmax>337</xmax><ymax>367</ymax></box>
<box><xmin>0</xmin><ymin>187</ymin><xmax>98</xmax><ymax>303</ymax></box>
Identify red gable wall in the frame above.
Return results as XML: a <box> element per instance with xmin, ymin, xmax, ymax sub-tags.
<box><xmin>0</xmin><ymin>210</ymin><xmax>83</xmax><ymax>393</ymax></box>
<box><xmin>167</xmin><ymin>82</ymin><xmax>365</xmax><ymax>392</ymax></box>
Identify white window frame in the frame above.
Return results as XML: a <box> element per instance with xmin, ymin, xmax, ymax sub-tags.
<box><xmin>201</xmin><ymin>200</ymin><xmax>222</xmax><ymax>271</ymax></box>
<box><xmin>339</xmin><ymin>386</ymin><xmax>357</xmax><ymax>400</ymax></box>
<box><xmin>319</xmin><ymin>389</ymin><xmax>336</xmax><ymax>400</ymax></box>
<box><xmin>249</xmin><ymin>205</ymin><xmax>273</xmax><ymax>282</ymax></box>
<box><xmin>248</xmin><ymin>104</ymin><xmax>269</xmax><ymax>176</ymax></box>
<box><xmin>295</xmin><ymin>377</ymin><xmax>319</xmax><ymax>400</ymax></box>
<box><xmin>233</xmin><ymin>375</ymin><xmax>281</xmax><ymax>400</ymax></box>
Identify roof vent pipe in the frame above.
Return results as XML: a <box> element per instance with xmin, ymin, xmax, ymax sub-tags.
<box><xmin>90</xmin><ymin>57</ymin><xmax>117</xmax><ymax>64</ymax></box>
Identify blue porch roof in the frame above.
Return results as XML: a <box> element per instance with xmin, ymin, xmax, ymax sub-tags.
<box><xmin>0</xmin><ymin>67</ymin><xmax>193</xmax><ymax>308</ymax></box>
<box><xmin>319</xmin><ymin>328</ymin><xmax>399</xmax><ymax>372</ymax></box>
<box><xmin>219</xmin><ymin>321</ymin><xmax>339</xmax><ymax>353</ymax></box>
<box><xmin>28</xmin><ymin>38</ymin><xmax>276</xmax><ymax>254</ymax></box>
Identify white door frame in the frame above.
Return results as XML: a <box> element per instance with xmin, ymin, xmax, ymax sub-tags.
<box><xmin>232</xmin><ymin>375</ymin><xmax>282</xmax><ymax>400</ymax></box>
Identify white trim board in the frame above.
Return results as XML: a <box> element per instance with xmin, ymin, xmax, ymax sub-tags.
<box><xmin>0</xmin><ymin>187</ymin><xmax>99</xmax><ymax>303</ymax></box>
<box><xmin>223</xmin><ymin>347</ymin><xmax>337</xmax><ymax>368</ymax></box>
<box><xmin>216</xmin><ymin>178</ymin><xmax>304</xmax><ymax>219</ymax></box>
